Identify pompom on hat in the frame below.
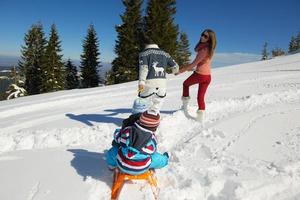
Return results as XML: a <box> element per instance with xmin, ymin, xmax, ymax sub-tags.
<box><xmin>138</xmin><ymin>110</ymin><xmax>160</xmax><ymax>130</ymax></box>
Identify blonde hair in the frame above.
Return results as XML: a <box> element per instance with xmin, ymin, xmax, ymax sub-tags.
<box><xmin>204</xmin><ymin>29</ymin><xmax>217</xmax><ymax>59</ymax></box>
<box><xmin>195</xmin><ymin>29</ymin><xmax>217</xmax><ymax>59</ymax></box>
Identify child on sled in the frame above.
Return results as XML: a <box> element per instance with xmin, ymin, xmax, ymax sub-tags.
<box><xmin>106</xmin><ymin>110</ymin><xmax>169</xmax><ymax>175</ymax></box>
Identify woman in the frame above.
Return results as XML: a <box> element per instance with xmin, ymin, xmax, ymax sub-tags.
<box><xmin>175</xmin><ymin>29</ymin><xmax>216</xmax><ymax>121</ymax></box>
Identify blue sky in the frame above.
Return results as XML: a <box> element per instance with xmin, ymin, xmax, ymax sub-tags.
<box><xmin>0</xmin><ymin>0</ymin><xmax>299</xmax><ymax>67</ymax></box>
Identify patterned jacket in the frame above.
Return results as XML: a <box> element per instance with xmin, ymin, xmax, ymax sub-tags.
<box><xmin>113</xmin><ymin>122</ymin><xmax>158</xmax><ymax>174</ymax></box>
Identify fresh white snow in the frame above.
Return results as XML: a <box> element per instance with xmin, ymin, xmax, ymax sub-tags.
<box><xmin>1</xmin><ymin>53</ymin><xmax>300</xmax><ymax>200</ymax></box>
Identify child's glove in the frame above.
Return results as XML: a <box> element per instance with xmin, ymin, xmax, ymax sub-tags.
<box><xmin>113</xmin><ymin>128</ymin><xmax>121</xmax><ymax>140</ymax></box>
<box><xmin>163</xmin><ymin>152</ymin><xmax>169</xmax><ymax>158</ymax></box>
<box><xmin>112</xmin><ymin>128</ymin><xmax>121</xmax><ymax>147</ymax></box>
<box><xmin>138</xmin><ymin>84</ymin><xmax>145</xmax><ymax>93</ymax></box>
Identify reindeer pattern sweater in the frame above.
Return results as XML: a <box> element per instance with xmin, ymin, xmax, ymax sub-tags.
<box><xmin>139</xmin><ymin>44</ymin><xmax>178</xmax><ymax>88</ymax></box>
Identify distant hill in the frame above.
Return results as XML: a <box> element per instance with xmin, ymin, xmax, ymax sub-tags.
<box><xmin>68</xmin><ymin>60</ymin><xmax>111</xmax><ymax>80</ymax></box>
<box><xmin>0</xmin><ymin>66</ymin><xmax>14</xmax><ymax>71</ymax></box>
<box><xmin>0</xmin><ymin>55</ymin><xmax>19</xmax><ymax>67</ymax></box>
<box><xmin>99</xmin><ymin>62</ymin><xmax>112</xmax><ymax>74</ymax></box>
<box><xmin>0</xmin><ymin>55</ymin><xmax>111</xmax><ymax>73</ymax></box>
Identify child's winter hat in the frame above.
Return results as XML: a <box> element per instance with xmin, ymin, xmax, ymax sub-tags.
<box><xmin>138</xmin><ymin>110</ymin><xmax>160</xmax><ymax>131</ymax></box>
<box><xmin>132</xmin><ymin>98</ymin><xmax>150</xmax><ymax>114</ymax></box>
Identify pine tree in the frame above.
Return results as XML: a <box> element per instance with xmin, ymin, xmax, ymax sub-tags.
<box><xmin>19</xmin><ymin>23</ymin><xmax>47</xmax><ymax>95</ymax></box>
<box><xmin>144</xmin><ymin>0</ymin><xmax>179</xmax><ymax>58</ymax></box>
<box><xmin>41</xmin><ymin>24</ymin><xmax>65</xmax><ymax>92</ymax></box>
<box><xmin>65</xmin><ymin>59</ymin><xmax>79</xmax><ymax>89</ymax></box>
<box><xmin>271</xmin><ymin>47</ymin><xmax>285</xmax><ymax>57</ymax></box>
<box><xmin>9</xmin><ymin>66</ymin><xmax>18</xmax><ymax>85</ymax></box>
<box><xmin>288</xmin><ymin>36</ymin><xmax>297</xmax><ymax>53</ymax></box>
<box><xmin>176</xmin><ymin>32</ymin><xmax>191</xmax><ymax>66</ymax></box>
<box><xmin>296</xmin><ymin>32</ymin><xmax>300</xmax><ymax>50</ymax></box>
<box><xmin>261</xmin><ymin>42</ymin><xmax>269</xmax><ymax>60</ymax></box>
<box><xmin>108</xmin><ymin>0</ymin><xmax>143</xmax><ymax>84</ymax></box>
<box><xmin>80</xmin><ymin>25</ymin><xmax>101</xmax><ymax>88</ymax></box>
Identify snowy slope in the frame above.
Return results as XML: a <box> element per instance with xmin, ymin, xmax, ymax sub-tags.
<box><xmin>1</xmin><ymin>53</ymin><xmax>300</xmax><ymax>200</ymax></box>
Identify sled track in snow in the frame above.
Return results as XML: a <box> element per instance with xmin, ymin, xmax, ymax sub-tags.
<box><xmin>213</xmin><ymin>107</ymin><xmax>300</xmax><ymax>158</ymax></box>
<box><xmin>168</xmin><ymin>89</ymin><xmax>300</xmax><ymax>156</ymax></box>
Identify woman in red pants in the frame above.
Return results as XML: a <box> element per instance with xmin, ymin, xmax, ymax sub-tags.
<box><xmin>175</xmin><ymin>29</ymin><xmax>216</xmax><ymax>121</ymax></box>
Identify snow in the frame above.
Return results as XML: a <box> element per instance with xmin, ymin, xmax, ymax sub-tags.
<box><xmin>0</xmin><ymin>70</ymin><xmax>11</xmax><ymax>73</ymax></box>
<box><xmin>1</xmin><ymin>53</ymin><xmax>300</xmax><ymax>200</ymax></box>
<box><xmin>6</xmin><ymin>84</ymin><xmax>26</xmax><ymax>100</ymax></box>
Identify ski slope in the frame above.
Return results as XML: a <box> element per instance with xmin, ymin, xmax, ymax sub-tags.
<box><xmin>1</xmin><ymin>53</ymin><xmax>300</xmax><ymax>200</ymax></box>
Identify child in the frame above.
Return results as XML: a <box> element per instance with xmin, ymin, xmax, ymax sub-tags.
<box><xmin>138</xmin><ymin>34</ymin><xmax>179</xmax><ymax>115</ymax></box>
<box><xmin>106</xmin><ymin>111</ymin><xmax>169</xmax><ymax>175</ymax></box>
<box><xmin>121</xmin><ymin>97</ymin><xmax>150</xmax><ymax>129</ymax></box>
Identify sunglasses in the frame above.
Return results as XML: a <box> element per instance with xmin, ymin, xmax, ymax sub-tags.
<box><xmin>201</xmin><ymin>33</ymin><xmax>209</xmax><ymax>39</ymax></box>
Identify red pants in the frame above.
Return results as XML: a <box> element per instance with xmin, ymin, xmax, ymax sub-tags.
<box><xmin>182</xmin><ymin>72</ymin><xmax>211</xmax><ymax>110</ymax></box>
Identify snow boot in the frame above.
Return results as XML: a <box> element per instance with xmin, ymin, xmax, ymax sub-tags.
<box><xmin>196</xmin><ymin>110</ymin><xmax>205</xmax><ymax>122</ymax></box>
<box><xmin>181</xmin><ymin>96</ymin><xmax>190</xmax><ymax>111</ymax></box>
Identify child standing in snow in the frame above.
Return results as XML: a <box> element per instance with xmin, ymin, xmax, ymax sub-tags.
<box><xmin>106</xmin><ymin>111</ymin><xmax>169</xmax><ymax>175</ymax></box>
<box><xmin>138</xmin><ymin>34</ymin><xmax>179</xmax><ymax>115</ymax></box>
<box><xmin>175</xmin><ymin>29</ymin><xmax>217</xmax><ymax>122</ymax></box>
<box><xmin>121</xmin><ymin>97</ymin><xmax>150</xmax><ymax>129</ymax></box>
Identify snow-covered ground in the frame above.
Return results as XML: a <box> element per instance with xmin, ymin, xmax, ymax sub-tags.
<box><xmin>1</xmin><ymin>53</ymin><xmax>300</xmax><ymax>200</ymax></box>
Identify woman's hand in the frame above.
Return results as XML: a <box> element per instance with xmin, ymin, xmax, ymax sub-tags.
<box><xmin>175</xmin><ymin>67</ymin><xmax>186</xmax><ymax>75</ymax></box>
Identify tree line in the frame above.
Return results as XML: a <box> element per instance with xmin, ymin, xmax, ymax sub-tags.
<box><xmin>261</xmin><ymin>32</ymin><xmax>300</xmax><ymax>60</ymax></box>
<box><xmin>13</xmin><ymin>0</ymin><xmax>191</xmax><ymax>99</ymax></box>
<box><xmin>18</xmin><ymin>23</ymin><xmax>100</xmax><ymax>96</ymax></box>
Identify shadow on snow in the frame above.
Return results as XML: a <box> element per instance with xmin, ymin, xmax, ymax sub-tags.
<box><xmin>66</xmin><ymin>108</ymin><xmax>178</xmax><ymax>126</ymax></box>
<box><xmin>67</xmin><ymin>149</ymin><xmax>112</xmax><ymax>187</ymax></box>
